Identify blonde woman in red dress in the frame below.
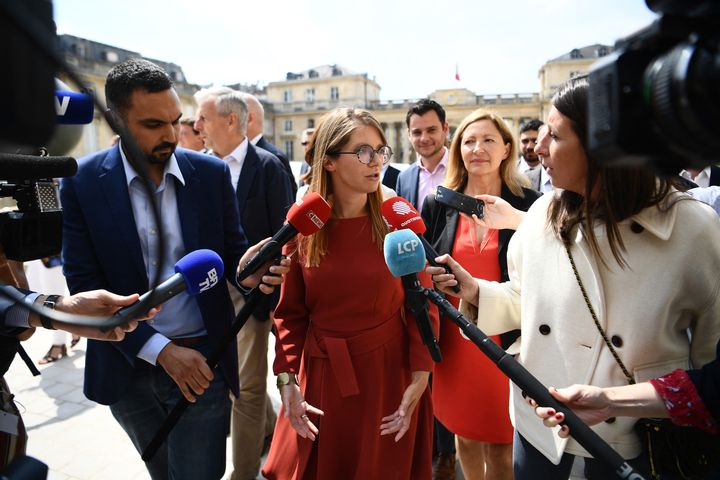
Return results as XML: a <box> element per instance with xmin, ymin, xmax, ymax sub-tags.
<box><xmin>263</xmin><ymin>107</ymin><xmax>438</xmax><ymax>480</ymax></box>
<box><xmin>421</xmin><ymin>109</ymin><xmax>540</xmax><ymax>479</ymax></box>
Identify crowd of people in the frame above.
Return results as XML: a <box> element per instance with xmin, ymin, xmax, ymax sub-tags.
<box><xmin>2</xmin><ymin>58</ymin><xmax>720</xmax><ymax>480</ymax></box>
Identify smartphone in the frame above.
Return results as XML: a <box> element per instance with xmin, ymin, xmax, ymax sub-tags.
<box><xmin>435</xmin><ymin>186</ymin><xmax>484</xmax><ymax>219</ymax></box>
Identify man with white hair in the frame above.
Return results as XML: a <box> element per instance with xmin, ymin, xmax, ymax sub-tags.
<box><xmin>239</xmin><ymin>92</ymin><xmax>297</xmax><ymax>194</ymax></box>
<box><xmin>195</xmin><ymin>87</ymin><xmax>295</xmax><ymax>480</ymax></box>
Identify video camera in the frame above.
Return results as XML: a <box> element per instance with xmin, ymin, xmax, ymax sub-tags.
<box><xmin>587</xmin><ymin>0</ymin><xmax>720</xmax><ymax>175</ymax></box>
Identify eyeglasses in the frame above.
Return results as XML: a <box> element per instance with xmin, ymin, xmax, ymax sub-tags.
<box><xmin>329</xmin><ymin>145</ymin><xmax>393</xmax><ymax>165</ymax></box>
<box><xmin>301</xmin><ymin>142</ymin><xmax>309</xmax><ymax>146</ymax></box>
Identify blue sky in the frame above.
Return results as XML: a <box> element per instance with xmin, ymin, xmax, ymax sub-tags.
<box><xmin>53</xmin><ymin>0</ymin><xmax>659</xmax><ymax>100</ymax></box>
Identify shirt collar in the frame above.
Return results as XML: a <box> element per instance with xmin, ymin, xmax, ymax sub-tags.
<box><xmin>249</xmin><ymin>133</ymin><xmax>262</xmax><ymax>146</ymax></box>
<box><xmin>119</xmin><ymin>141</ymin><xmax>185</xmax><ymax>188</ymax></box>
<box><xmin>629</xmin><ymin>192</ymin><xmax>680</xmax><ymax>241</ymax></box>
<box><xmin>224</xmin><ymin>137</ymin><xmax>248</xmax><ymax>164</ymax></box>
<box><xmin>418</xmin><ymin>147</ymin><xmax>448</xmax><ymax>174</ymax></box>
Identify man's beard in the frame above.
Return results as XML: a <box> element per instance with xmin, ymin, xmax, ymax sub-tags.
<box><xmin>147</xmin><ymin>142</ymin><xmax>177</xmax><ymax>164</ymax></box>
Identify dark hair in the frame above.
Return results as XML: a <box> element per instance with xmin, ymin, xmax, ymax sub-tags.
<box><xmin>105</xmin><ymin>58</ymin><xmax>173</xmax><ymax>115</ymax></box>
<box><xmin>519</xmin><ymin>119</ymin><xmax>544</xmax><ymax>134</ymax></box>
<box><xmin>405</xmin><ymin>98</ymin><xmax>446</xmax><ymax>127</ymax></box>
<box><xmin>547</xmin><ymin>77</ymin><xmax>678</xmax><ymax>267</ymax></box>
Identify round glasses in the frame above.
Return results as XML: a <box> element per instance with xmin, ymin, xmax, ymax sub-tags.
<box><xmin>329</xmin><ymin>145</ymin><xmax>393</xmax><ymax>165</ymax></box>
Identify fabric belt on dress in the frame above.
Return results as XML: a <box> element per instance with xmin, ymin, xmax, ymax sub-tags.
<box><xmin>170</xmin><ymin>335</ymin><xmax>209</xmax><ymax>347</ymax></box>
<box><xmin>305</xmin><ymin>311</ymin><xmax>404</xmax><ymax>398</ymax></box>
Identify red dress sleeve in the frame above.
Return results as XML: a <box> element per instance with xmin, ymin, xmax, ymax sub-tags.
<box><xmin>649</xmin><ymin>368</ymin><xmax>718</xmax><ymax>433</ymax></box>
<box><xmin>405</xmin><ymin>270</ymin><xmax>439</xmax><ymax>373</ymax></box>
<box><xmin>272</xmin><ymin>245</ymin><xmax>309</xmax><ymax>375</ymax></box>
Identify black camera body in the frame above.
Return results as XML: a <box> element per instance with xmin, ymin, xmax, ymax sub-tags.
<box><xmin>587</xmin><ymin>0</ymin><xmax>720</xmax><ymax>174</ymax></box>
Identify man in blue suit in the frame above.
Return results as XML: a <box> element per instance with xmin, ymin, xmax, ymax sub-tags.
<box><xmin>395</xmin><ymin>99</ymin><xmax>449</xmax><ymax>211</ymax></box>
<box><xmin>194</xmin><ymin>87</ymin><xmax>295</xmax><ymax>480</ymax></box>
<box><xmin>61</xmin><ymin>59</ymin><xmax>287</xmax><ymax>480</ymax></box>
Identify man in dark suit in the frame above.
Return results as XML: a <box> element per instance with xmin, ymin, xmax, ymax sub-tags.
<box><xmin>240</xmin><ymin>92</ymin><xmax>297</xmax><ymax>194</ymax></box>
<box><xmin>195</xmin><ymin>87</ymin><xmax>295</xmax><ymax>480</ymax></box>
<box><xmin>382</xmin><ymin>164</ymin><xmax>401</xmax><ymax>191</ymax></box>
<box><xmin>61</xmin><ymin>59</ymin><xmax>286</xmax><ymax>480</ymax></box>
<box><xmin>395</xmin><ymin>99</ymin><xmax>450</xmax><ymax>211</ymax></box>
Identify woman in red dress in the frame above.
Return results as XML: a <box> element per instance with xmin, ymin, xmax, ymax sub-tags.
<box><xmin>421</xmin><ymin>109</ymin><xmax>540</xmax><ymax>479</ymax></box>
<box><xmin>263</xmin><ymin>107</ymin><xmax>437</xmax><ymax>480</ymax></box>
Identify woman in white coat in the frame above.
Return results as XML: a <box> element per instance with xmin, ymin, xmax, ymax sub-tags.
<box><xmin>427</xmin><ymin>77</ymin><xmax>720</xmax><ymax>479</ymax></box>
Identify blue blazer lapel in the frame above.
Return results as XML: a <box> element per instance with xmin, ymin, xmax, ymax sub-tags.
<box><xmin>99</xmin><ymin>148</ymin><xmax>147</xmax><ymax>286</ymax></box>
<box><xmin>235</xmin><ymin>143</ymin><xmax>259</xmax><ymax>213</ymax></box>
<box><xmin>175</xmin><ymin>151</ymin><xmax>200</xmax><ymax>254</ymax></box>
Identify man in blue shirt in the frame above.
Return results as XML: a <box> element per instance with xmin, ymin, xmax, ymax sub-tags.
<box><xmin>61</xmin><ymin>58</ymin><xmax>286</xmax><ymax>480</ymax></box>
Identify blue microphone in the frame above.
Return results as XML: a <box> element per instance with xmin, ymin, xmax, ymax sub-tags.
<box><xmin>384</xmin><ymin>230</ymin><xmax>442</xmax><ymax>362</ymax></box>
<box><xmin>55</xmin><ymin>90</ymin><xmax>94</xmax><ymax>125</ymax></box>
<box><xmin>103</xmin><ymin>249</ymin><xmax>224</xmax><ymax>330</ymax></box>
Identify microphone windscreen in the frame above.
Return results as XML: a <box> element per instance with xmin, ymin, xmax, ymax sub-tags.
<box><xmin>55</xmin><ymin>90</ymin><xmax>94</xmax><ymax>125</ymax></box>
<box><xmin>384</xmin><ymin>230</ymin><xmax>426</xmax><ymax>278</ymax></box>
<box><xmin>381</xmin><ymin>197</ymin><xmax>427</xmax><ymax>235</ymax></box>
<box><xmin>174</xmin><ymin>249</ymin><xmax>225</xmax><ymax>295</ymax></box>
<box><xmin>0</xmin><ymin>153</ymin><xmax>78</xmax><ymax>180</ymax></box>
<box><xmin>286</xmin><ymin>192</ymin><xmax>331</xmax><ymax>236</ymax></box>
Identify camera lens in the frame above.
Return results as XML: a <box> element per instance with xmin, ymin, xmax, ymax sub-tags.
<box><xmin>644</xmin><ymin>38</ymin><xmax>720</xmax><ymax>161</ymax></box>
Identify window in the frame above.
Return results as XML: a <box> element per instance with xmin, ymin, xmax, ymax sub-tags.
<box><xmin>330</xmin><ymin>87</ymin><xmax>339</xmax><ymax>101</ymax></box>
<box><xmin>285</xmin><ymin>141</ymin><xmax>294</xmax><ymax>161</ymax></box>
<box><xmin>284</xmin><ymin>119</ymin><xmax>293</xmax><ymax>132</ymax></box>
<box><xmin>307</xmin><ymin>118</ymin><xmax>315</xmax><ymax>128</ymax></box>
<box><xmin>283</xmin><ymin>90</ymin><xmax>292</xmax><ymax>103</ymax></box>
<box><xmin>104</xmin><ymin>50</ymin><xmax>119</xmax><ymax>62</ymax></box>
<box><xmin>570</xmin><ymin>48</ymin><xmax>582</xmax><ymax>59</ymax></box>
<box><xmin>305</xmin><ymin>88</ymin><xmax>315</xmax><ymax>103</ymax></box>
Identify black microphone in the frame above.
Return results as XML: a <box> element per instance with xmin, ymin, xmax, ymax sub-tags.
<box><xmin>0</xmin><ymin>153</ymin><xmax>78</xmax><ymax>180</ymax></box>
<box><xmin>237</xmin><ymin>192</ymin><xmax>331</xmax><ymax>282</ymax></box>
<box><xmin>383</xmin><ymin>229</ymin><xmax>442</xmax><ymax>362</ymax></box>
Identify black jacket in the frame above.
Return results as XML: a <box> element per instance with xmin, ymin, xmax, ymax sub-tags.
<box><xmin>421</xmin><ymin>184</ymin><xmax>541</xmax><ymax>349</ymax></box>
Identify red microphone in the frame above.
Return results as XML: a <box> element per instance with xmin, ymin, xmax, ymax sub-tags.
<box><xmin>381</xmin><ymin>196</ymin><xmax>460</xmax><ymax>293</ymax></box>
<box><xmin>237</xmin><ymin>192</ymin><xmax>331</xmax><ymax>282</ymax></box>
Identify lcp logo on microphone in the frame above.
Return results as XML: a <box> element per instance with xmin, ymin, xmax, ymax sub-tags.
<box><xmin>198</xmin><ymin>268</ymin><xmax>220</xmax><ymax>292</ymax></box>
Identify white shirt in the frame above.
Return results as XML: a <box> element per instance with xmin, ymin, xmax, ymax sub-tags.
<box><xmin>517</xmin><ymin>157</ymin><xmax>542</xmax><ymax>174</ymax></box>
<box><xmin>680</xmin><ymin>166</ymin><xmax>711</xmax><ymax>188</ymax></box>
<box><xmin>539</xmin><ymin>166</ymin><xmax>553</xmax><ymax>194</ymax></box>
<box><xmin>224</xmin><ymin>138</ymin><xmax>249</xmax><ymax>189</ymax></box>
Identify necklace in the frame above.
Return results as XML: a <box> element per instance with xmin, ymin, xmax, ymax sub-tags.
<box><xmin>478</xmin><ymin>228</ymin><xmax>497</xmax><ymax>253</ymax></box>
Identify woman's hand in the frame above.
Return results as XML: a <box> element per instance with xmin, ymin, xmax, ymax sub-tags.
<box><xmin>531</xmin><ymin>385</ymin><xmax>613</xmax><ymax>438</ymax></box>
<box><xmin>425</xmin><ymin>254</ymin><xmax>479</xmax><ymax>305</ymax></box>
<box><xmin>380</xmin><ymin>371</ymin><xmax>429</xmax><ymax>442</ymax></box>
<box><xmin>280</xmin><ymin>382</ymin><xmax>325</xmax><ymax>441</ymax></box>
<box><xmin>469</xmin><ymin>194</ymin><xmax>526</xmax><ymax>231</ymax></box>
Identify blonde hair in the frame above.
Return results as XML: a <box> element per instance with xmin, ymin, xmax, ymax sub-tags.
<box><xmin>297</xmin><ymin>107</ymin><xmax>389</xmax><ymax>267</ymax></box>
<box><xmin>444</xmin><ymin>108</ymin><xmax>529</xmax><ymax>196</ymax></box>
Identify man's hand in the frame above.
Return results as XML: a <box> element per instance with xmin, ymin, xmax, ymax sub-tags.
<box><xmin>32</xmin><ymin>290</ymin><xmax>160</xmax><ymax>342</ymax></box>
<box><xmin>157</xmin><ymin>342</ymin><xmax>214</xmax><ymax>403</ymax></box>
<box><xmin>237</xmin><ymin>238</ymin><xmax>291</xmax><ymax>294</ymax></box>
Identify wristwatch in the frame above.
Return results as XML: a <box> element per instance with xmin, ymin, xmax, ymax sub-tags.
<box><xmin>40</xmin><ymin>294</ymin><xmax>62</xmax><ymax>330</ymax></box>
<box><xmin>276</xmin><ymin>372</ymin><xmax>298</xmax><ymax>390</ymax></box>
